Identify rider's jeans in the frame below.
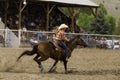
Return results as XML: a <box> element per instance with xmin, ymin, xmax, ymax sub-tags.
<box><xmin>57</xmin><ymin>40</ymin><xmax>68</xmax><ymax>60</ymax></box>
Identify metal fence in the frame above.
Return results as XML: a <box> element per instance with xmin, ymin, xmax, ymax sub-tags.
<box><xmin>0</xmin><ymin>29</ymin><xmax>120</xmax><ymax>49</ymax></box>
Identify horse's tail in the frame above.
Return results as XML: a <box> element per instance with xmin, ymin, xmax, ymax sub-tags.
<box><xmin>16</xmin><ymin>45</ymin><xmax>38</xmax><ymax>61</ymax></box>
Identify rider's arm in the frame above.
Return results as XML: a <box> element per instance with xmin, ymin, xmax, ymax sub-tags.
<box><xmin>61</xmin><ymin>32</ymin><xmax>68</xmax><ymax>41</ymax></box>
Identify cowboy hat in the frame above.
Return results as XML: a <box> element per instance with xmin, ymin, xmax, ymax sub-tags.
<box><xmin>58</xmin><ymin>24</ymin><xmax>68</xmax><ymax>30</ymax></box>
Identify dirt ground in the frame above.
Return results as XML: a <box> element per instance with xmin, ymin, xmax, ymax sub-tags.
<box><xmin>0</xmin><ymin>48</ymin><xmax>120</xmax><ymax>80</ymax></box>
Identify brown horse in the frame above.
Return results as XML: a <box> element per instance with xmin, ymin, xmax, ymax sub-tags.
<box><xmin>17</xmin><ymin>35</ymin><xmax>87</xmax><ymax>73</ymax></box>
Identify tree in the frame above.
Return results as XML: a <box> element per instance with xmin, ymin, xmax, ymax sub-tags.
<box><xmin>76</xmin><ymin>13</ymin><xmax>94</xmax><ymax>31</ymax></box>
<box><xmin>59</xmin><ymin>7</ymin><xmax>80</xmax><ymax>32</ymax></box>
<box><xmin>59</xmin><ymin>4</ymin><xmax>116</xmax><ymax>34</ymax></box>
<box><xmin>89</xmin><ymin>11</ymin><xmax>111</xmax><ymax>34</ymax></box>
<box><xmin>114</xmin><ymin>19</ymin><xmax>120</xmax><ymax>35</ymax></box>
<box><xmin>98</xmin><ymin>4</ymin><xmax>107</xmax><ymax>15</ymax></box>
<box><xmin>89</xmin><ymin>4</ymin><xmax>116</xmax><ymax>34</ymax></box>
<box><xmin>105</xmin><ymin>15</ymin><xmax>116</xmax><ymax>34</ymax></box>
<box><xmin>76</xmin><ymin>8</ymin><xmax>94</xmax><ymax>32</ymax></box>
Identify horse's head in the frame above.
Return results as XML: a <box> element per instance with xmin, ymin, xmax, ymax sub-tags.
<box><xmin>66</xmin><ymin>35</ymin><xmax>87</xmax><ymax>58</ymax></box>
<box><xmin>73</xmin><ymin>35</ymin><xmax>87</xmax><ymax>47</ymax></box>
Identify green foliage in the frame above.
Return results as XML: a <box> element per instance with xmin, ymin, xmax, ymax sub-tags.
<box><xmin>98</xmin><ymin>4</ymin><xmax>107</xmax><ymax>15</ymax></box>
<box><xmin>105</xmin><ymin>15</ymin><xmax>116</xmax><ymax>34</ymax></box>
<box><xmin>59</xmin><ymin>8</ymin><xmax>72</xmax><ymax>17</ymax></box>
<box><xmin>114</xmin><ymin>19</ymin><xmax>120</xmax><ymax>35</ymax></box>
<box><xmin>89</xmin><ymin>12</ymin><xmax>111</xmax><ymax>34</ymax></box>
<box><xmin>89</xmin><ymin>4</ymin><xmax>116</xmax><ymax>34</ymax></box>
<box><xmin>59</xmin><ymin>4</ymin><xmax>116</xmax><ymax>34</ymax></box>
<box><xmin>79</xmin><ymin>7</ymin><xmax>92</xmax><ymax>15</ymax></box>
<box><xmin>76</xmin><ymin>13</ymin><xmax>94</xmax><ymax>31</ymax></box>
<box><xmin>76</xmin><ymin>8</ymin><xmax>94</xmax><ymax>32</ymax></box>
<box><xmin>59</xmin><ymin>7</ymin><xmax>80</xmax><ymax>17</ymax></box>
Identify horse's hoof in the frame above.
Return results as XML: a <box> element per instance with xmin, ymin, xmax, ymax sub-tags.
<box><xmin>39</xmin><ymin>65</ymin><xmax>44</xmax><ymax>72</ymax></box>
<box><xmin>48</xmin><ymin>68</ymin><xmax>54</xmax><ymax>73</ymax></box>
<box><xmin>48</xmin><ymin>66</ymin><xmax>57</xmax><ymax>73</ymax></box>
<box><xmin>65</xmin><ymin>71</ymin><xmax>68</xmax><ymax>74</ymax></box>
<box><xmin>48</xmin><ymin>68</ymin><xmax>52</xmax><ymax>73</ymax></box>
<box><xmin>40</xmin><ymin>68</ymin><xmax>44</xmax><ymax>72</ymax></box>
<box><xmin>48</xmin><ymin>71</ymin><xmax>52</xmax><ymax>73</ymax></box>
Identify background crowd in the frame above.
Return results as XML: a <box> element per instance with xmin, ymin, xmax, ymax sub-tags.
<box><xmin>0</xmin><ymin>2</ymin><xmax>81</xmax><ymax>33</ymax></box>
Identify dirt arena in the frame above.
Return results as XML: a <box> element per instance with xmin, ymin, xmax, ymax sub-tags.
<box><xmin>0</xmin><ymin>48</ymin><xmax>120</xmax><ymax>80</ymax></box>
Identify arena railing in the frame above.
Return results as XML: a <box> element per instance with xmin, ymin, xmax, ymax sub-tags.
<box><xmin>0</xmin><ymin>29</ymin><xmax>120</xmax><ymax>49</ymax></box>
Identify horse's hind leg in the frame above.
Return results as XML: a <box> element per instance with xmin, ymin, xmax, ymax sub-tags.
<box><xmin>33</xmin><ymin>55</ymin><xmax>40</xmax><ymax>64</ymax></box>
<box><xmin>33</xmin><ymin>55</ymin><xmax>43</xmax><ymax>72</ymax></box>
<box><xmin>48</xmin><ymin>60</ymin><xmax>58</xmax><ymax>73</ymax></box>
<box><xmin>34</xmin><ymin>55</ymin><xmax>49</xmax><ymax>72</ymax></box>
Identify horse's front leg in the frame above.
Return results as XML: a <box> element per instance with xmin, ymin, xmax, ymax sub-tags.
<box><xmin>48</xmin><ymin>60</ymin><xmax>58</xmax><ymax>73</ymax></box>
<box><xmin>63</xmin><ymin>60</ymin><xmax>68</xmax><ymax>74</ymax></box>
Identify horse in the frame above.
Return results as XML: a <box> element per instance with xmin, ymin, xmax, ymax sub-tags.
<box><xmin>17</xmin><ymin>35</ymin><xmax>87</xmax><ymax>74</ymax></box>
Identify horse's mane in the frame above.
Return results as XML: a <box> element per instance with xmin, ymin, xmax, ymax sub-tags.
<box><xmin>67</xmin><ymin>35</ymin><xmax>80</xmax><ymax>45</ymax></box>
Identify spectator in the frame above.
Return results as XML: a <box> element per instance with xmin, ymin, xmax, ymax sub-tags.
<box><xmin>30</xmin><ymin>37</ymin><xmax>38</xmax><ymax>46</ymax></box>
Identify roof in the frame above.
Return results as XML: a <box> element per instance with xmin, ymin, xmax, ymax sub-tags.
<box><xmin>27</xmin><ymin>0</ymin><xmax>99</xmax><ymax>8</ymax></box>
<box><xmin>0</xmin><ymin>0</ymin><xmax>98</xmax><ymax>8</ymax></box>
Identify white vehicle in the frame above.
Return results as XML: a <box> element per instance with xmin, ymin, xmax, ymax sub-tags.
<box><xmin>113</xmin><ymin>40</ymin><xmax>120</xmax><ymax>50</ymax></box>
<box><xmin>106</xmin><ymin>40</ymin><xmax>120</xmax><ymax>49</ymax></box>
<box><xmin>106</xmin><ymin>40</ymin><xmax>112</xmax><ymax>49</ymax></box>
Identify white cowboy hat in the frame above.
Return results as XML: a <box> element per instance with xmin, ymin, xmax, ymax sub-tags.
<box><xmin>58</xmin><ymin>24</ymin><xmax>68</xmax><ymax>30</ymax></box>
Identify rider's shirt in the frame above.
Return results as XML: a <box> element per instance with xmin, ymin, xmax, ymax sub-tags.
<box><xmin>56</xmin><ymin>30</ymin><xmax>67</xmax><ymax>41</ymax></box>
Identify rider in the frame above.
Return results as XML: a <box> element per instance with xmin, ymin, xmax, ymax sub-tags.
<box><xmin>55</xmin><ymin>24</ymin><xmax>69</xmax><ymax>61</ymax></box>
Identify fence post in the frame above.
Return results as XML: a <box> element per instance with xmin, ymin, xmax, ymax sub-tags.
<box><xmin>112</xmin><ymin>36</ymin><xmax>114</xmax><ymax>49</ymax></box>
<box><xmin>85</xmin><ymin>35</ymin><xmax>89</xmax><ymax>48</ymax></box>
<box><xmin>4</xmin><ymin>28</ymin><xmax>7</xmax><ymax>47</ymax></box>
<box><xmin>95</xmin><ymin>36</ymin><xmax>97</xmax><ymax>48</ymax></box>
<box><xmin>18</xmin><ymin>29</ymin><xmax>21</xmax><ymax>47</ymax></box>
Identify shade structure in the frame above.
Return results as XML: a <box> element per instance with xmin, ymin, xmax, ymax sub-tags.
<box><xmin>27</xmin><ymin>0</ymin><xmax>98</xmax><ymax>8</ymax></box>
<box><xmin>0</xmin><ymin>0</ymin><xmax>99</xmax><ymax>31</ymax></box>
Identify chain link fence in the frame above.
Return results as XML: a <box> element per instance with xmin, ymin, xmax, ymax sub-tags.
<box><xmin>0</xmin><ymin>29</ymin><xmax>120</xmax><ymax>50</ymax></box>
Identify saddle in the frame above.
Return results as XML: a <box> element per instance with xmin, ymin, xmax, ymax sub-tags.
<box><xmin>49</xmin><ymin>40</ymin><xmax>63</xmax><ymax>51</ymax></box>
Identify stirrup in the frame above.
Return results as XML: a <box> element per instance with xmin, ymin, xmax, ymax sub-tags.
<box><xmin>55</xmin><ymin>48</ymin><xmax>58</xmax><ymax>50</ymax></box>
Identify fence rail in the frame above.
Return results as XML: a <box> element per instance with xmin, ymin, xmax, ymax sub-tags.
<box><xmin>0</xmin><ymin>29</ymin><xmax>120</xmax><ymax>49</ymax></box>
